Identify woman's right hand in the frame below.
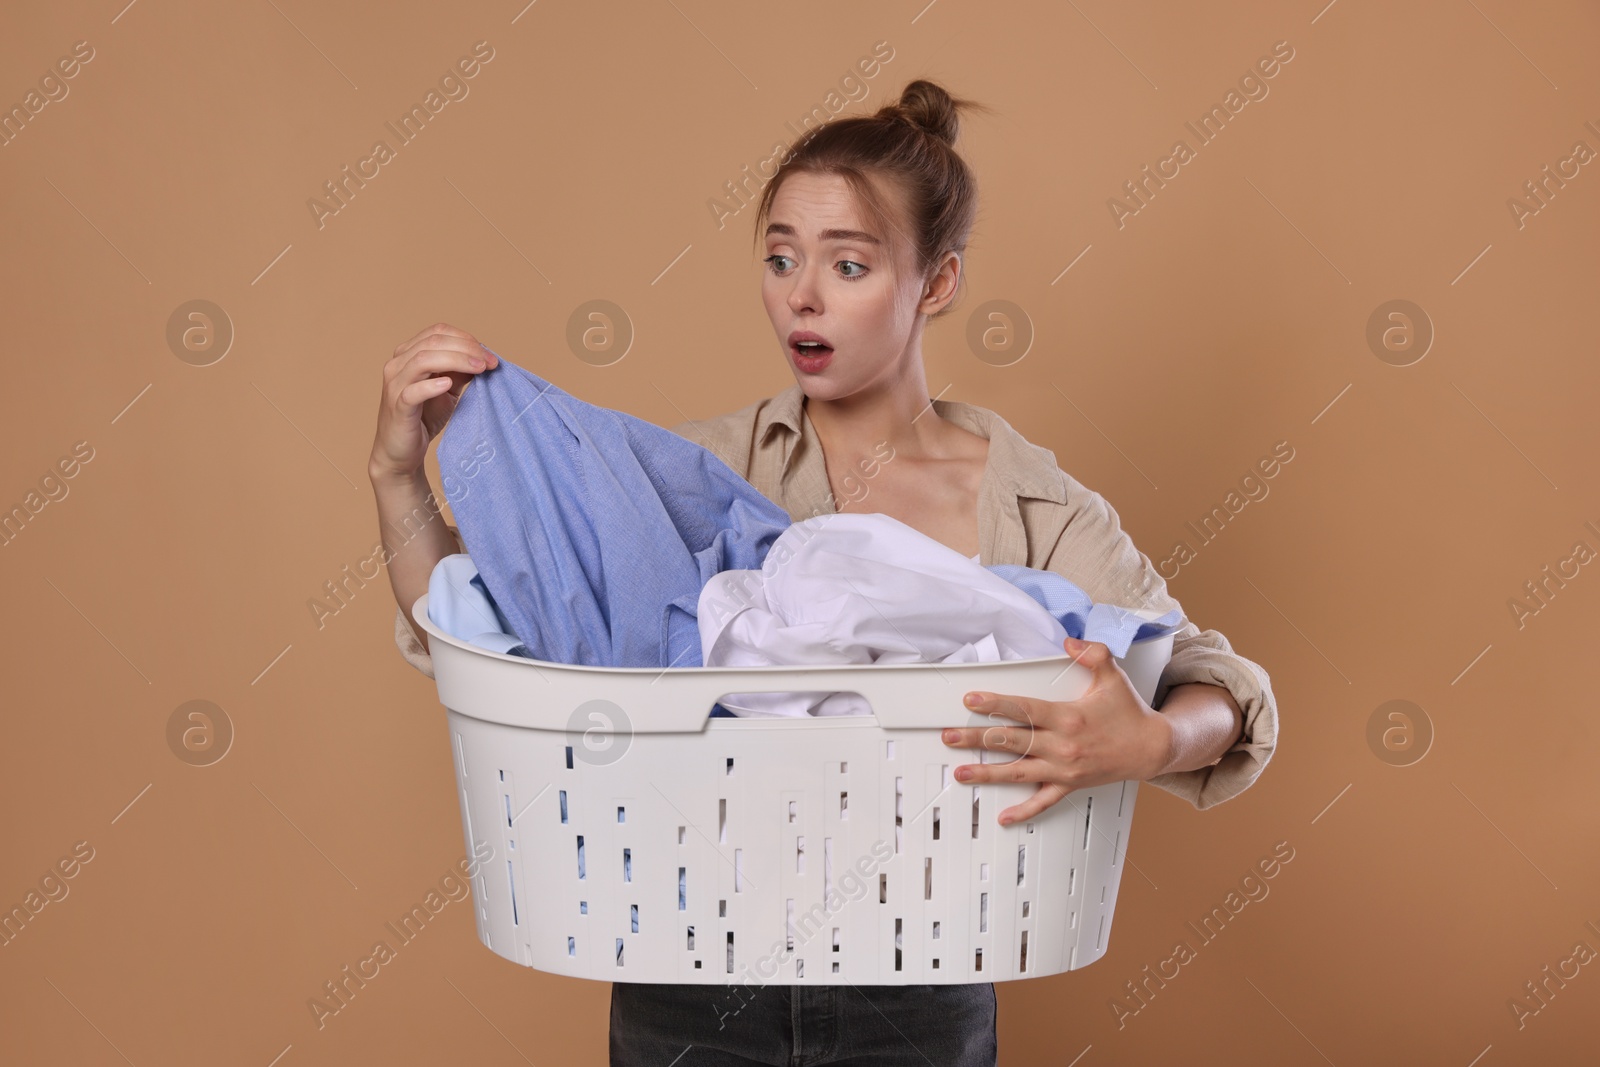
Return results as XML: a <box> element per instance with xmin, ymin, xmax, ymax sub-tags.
<box><xmin>369</xmin><ymin>322</ymin><xmax>499</xmax><ymax>482</ymax></box>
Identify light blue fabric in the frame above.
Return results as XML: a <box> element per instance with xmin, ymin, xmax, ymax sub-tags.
<box><xmin>426</xmin><ymin>553</ymin><xmax>531</xmax><ymax>658</ymax></box>
<box><xmin>985</xmin><ymin>564</ymin><xmax>1184</xmax><ymax>657</ymax></box>
<box><xmin>433</xmin><ymin>351</ymin><xmax>791</xmax><ymax>670</ymax></box>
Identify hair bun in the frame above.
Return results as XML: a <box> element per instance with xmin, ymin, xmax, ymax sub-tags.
<box><xmin>887</xmin><ymin>79</ymin><xmax>963</xmax><ymax>146</ymax></box>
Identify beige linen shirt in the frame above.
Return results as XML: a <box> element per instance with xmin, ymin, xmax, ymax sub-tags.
<box><xmin>394</xmin><ymin>385</ymin><xmax>1278</xmax><ymax>810</ymax></box>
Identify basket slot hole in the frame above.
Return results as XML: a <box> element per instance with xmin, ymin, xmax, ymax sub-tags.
<box><xmin>1017</xmin><ymin>845</ymin><xmax>1027</xmax><ymax>886</ymax></box>
<box><xmin>788</xmin><ymin>800</ymin><xmax>797</xmax><ymax>823</ymax></box>
<box><xmin>580</xmin><ymin>900</ymin><xmax>587</xmax><ymax>914</ymax></box>
<box><xmin>841</xmin><ymin>760</ymin><xmax>848</xmax><ymax>772</ymax></box>
<box><xmin>796</xmin><ymin>836</ymin><xmax>805</xmax><ymax>874</ymax></box>
<box><xmin>695</xmin><ymin>960</ymin><xmax>702</xmax><ymax>969</ymax></box>
<box><xmin>786</xmin><ymin>898</ymin><xmax>795</xmax><ymax>950</ymax></box>
<box><xmin>623</xmin><ymin>847</ymin><xmax>632</xmax><ymax>882</ymax></box>
<box><xmin>932</xmin><ymin>806</ymin><xmax>940</xmax><ymax>840</ymax></box>
<box><xmin>885</xmin><ymin>740</ymin><xmax>896</xmax><ymax>759</ymax></box>
<box><xmin>833</xmin><ymin>927</ymin><xmax>840</xmax><ymax>951</ymax></box>
<box><xmin>894</xmin><ymin>777</ymin><xmax>903</xmax><ymax>854</ymax></box>
<box><xmin>679</xmin><ymin>867</ymin><xmax>686</xmax><ymax>911</ymax></box>
<box><xmin>1083</xmin><ymin>795</ymin><xmax>1093</xmax><ymax>850</ymax></box>
<box><xmin>879</xmin><ymin>872</ymin><xmax>887</xmax><ymax>903</ymax></box>
<box><xmin>616</xmin><ymin>937</ymin><xmax>624</xmax><ymax>966</ymax></box>
<box><xmin>971</xmin><ymin>795</ymin><xmax>979</xmax><ymax>838</ymax></box>
<box><xmin>734</xmin><ymin>849</ymin><xmax>744</xmax><ymax>893</ymax></box>
<box><xmin>924</xmin><ymin>857</ymin><xmax>933</xmax><ymax>900</ymax></box>
<box><xmin>796</xmin><ymin>958</ymin><xmax>804</xmax><ymax>977</ymax></box>
<box><xmin>498</xmin><ymin>769</ymin><xmax>504</xmax><ymax>781</ymax></box>
<box><xmin>507</xmin><ymin>860</ymin><xmax>519</xmax><ymax>926</ymax></box>
<box><xmin>726</xmin><ymin>931</ymin><xmax>734</xmax><ymax>974</ymax></box>
<box><xmin>979</xmin><ymin>891</ymin><xmax>988</xmax><ymax>933</ymax></box>
<box><xmin>568</xmin><ymin>936</ymin><xmax>575</xmax><ymax>956</ymax></box>
<box><xmin>933</xmin><ymin>958</ymin><xmax>940</xmax><ymax>969</ymax></box>
<box><xmin>719</xmin><ymin>798</ymin><xmax>727</xmax><ymax>844</ymax></box>
<box><xmin>503</xmin><ymin>793</ymin><xmax>513</xmax><ymax>827</ymax></box>
<box><xmin>687</xmin><ymin>925</ymin><xmax>695</xmax><ymax>950</ymax></box>
<box><xmin>894</xmin><ymin>917</ymin><xmax>902</xmax><ymax>971</ymax></box>
<box><xmin>975</xmin><ymin>947</ymin><xmax>984</xmax><ymax>972</ymax></box>
<box><xmin>1020</xmin><ymin>929</ymin><xmax>1029</xmax><ymax>972</ymax></box>
<box><xmin>576</xmin><ymin>835</ymin><xmax>586</xmax><ymax>880</ymax></box>
<box><xmin>1026</xmin><ymin>821</ymin><xmax>1035</xmax><ymax>833</ymax></box>
<box><xmin>678</xmin><ymin>825</ymin><xmax>685</xmax><ymax>844</ymax></box>
<box><xmin>560</xmin><ymin>790</ymin><xmax>568</xmax><ymax>824</ymax></box>
<box><xmin>630</xmin><ymin>903</ymin><xmax>639</xmax><ymax>932</ymax></box>
<box><xmin>565</xmin><ymin>745</ymin><xmax>573</xmax><ymax>769</ymax></box>
<box><xmin>1068</xmin><ymin>866</ymin><xmax>1075</xmax><ymax>895</ymax></box>
<box><xmin>1069</xmin><ymin>910</ymin><xmax>1076</xmax><ymax>929</ymax></box>
<box><xmin>941</xmin><ymin>764</ymin><xmax>950</xmax><ymax>790</ymax></box>
<box><xmin>932</xmin><ymin>920</ymin><xmax>941</xmax><ymax>940</ymax></box>
<box><xmin>617</xmin><ymin>805</ymin><xmax>625</xmax><ymax>823</ymax></box>
<box><xmin>980</xmin><ymin>862</ymin><xmax>989</xmax><ymax>882</ymax></box>
<box><xmin>719</xmin><ymin>899</ymin><xmax>726</xmax><ymax>917</ymax></box>
<box><xmin>824</xmin><ymin>837</ymin><xmax>833</xmax><ymax>889</ymax></box>
<box><xmin>1022</xmin><ymin>900</ymin><xmax>1030</xmax><ymax>918</ymax></box>
<box><xmin>840</xmin><ymin>791</ymin><xmax>848</xmax><ymax>820</ymax></box>
<box><xmin>832</xmin><ymin>961</ymin><xmax>839</xmax><ymax>973</ymax></box>
<box><xmin>726</xmin><ymin>757</ymin><xmax>734</xmax><ymax>775</ymax></box>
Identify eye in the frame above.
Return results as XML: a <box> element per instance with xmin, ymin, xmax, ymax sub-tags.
<box><xmin>838</xmin><ymin>260</ymin><xmax>867</xmax><ymax>280</ymax></box>
<box><xmin>763</xmin><ymin>254</ymin><xmax>794</xmax><ymax>273</ymax></box>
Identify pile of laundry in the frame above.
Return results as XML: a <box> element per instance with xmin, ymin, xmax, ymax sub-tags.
<box><xmin>425</xmin><ymin>353</ymin><xmax>1182</xmax><ymax>717</ymax></box>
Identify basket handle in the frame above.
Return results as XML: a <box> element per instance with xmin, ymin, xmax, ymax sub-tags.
<box><xmin>413</xmin><ymin>593</ymin><xmax>1174</xmax><ymax>732</ymax></box>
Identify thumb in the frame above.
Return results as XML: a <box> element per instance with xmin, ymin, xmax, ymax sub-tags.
<box><xmin>1063</xmin><ymin>634</ymin><xmax>1112</xmax><ymax>670</ymax></box>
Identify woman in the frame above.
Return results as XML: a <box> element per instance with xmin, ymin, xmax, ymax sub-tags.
<box><xmin>369</xmin><ymin>79</ymin><xmax>1277</xmax><ymax>1067</ymax></box>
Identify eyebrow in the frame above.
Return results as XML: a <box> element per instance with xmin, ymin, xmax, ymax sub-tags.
<box><xmin>765</xmin><ymin>222</ymin><xmax>881</xmax><ymax>246</ymax></box>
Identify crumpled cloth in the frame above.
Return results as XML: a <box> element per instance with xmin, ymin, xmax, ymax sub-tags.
<box><xmin>433</xmin><ymin>352</ymin><xmax>790</xmax><ymax>669</ymax></box>
<box><xmin>697</xmin><ymin>513</ymin><xmax>1183</xmax><ymax>717</ymax></box>
<box><xmin>425</xmin><ymin>354</ymin><xmax>1181</xmax><ymax>717</ymax></box>
<box><xmin>426</xmin><ymin>553</ymin><xmax>531</xmax><ymax>659</ymax></box>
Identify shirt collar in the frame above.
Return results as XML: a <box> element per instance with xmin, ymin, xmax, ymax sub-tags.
<box><xmin>757</xmin><ymin>383</ymin><xmax>1068</xmax><ymax>505</ymax></box>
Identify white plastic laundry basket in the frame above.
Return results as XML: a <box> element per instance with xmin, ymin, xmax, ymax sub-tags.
<box><xmin>412</xmin><ymin>592</ymin><xmax>1175</xmax><ymax>985</ymax></box>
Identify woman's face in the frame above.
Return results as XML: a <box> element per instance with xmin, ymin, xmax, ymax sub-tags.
<box><xmin>760</xmin><ymin>171</ymin><xmax>948</xmax><ymax>401</ymax></box>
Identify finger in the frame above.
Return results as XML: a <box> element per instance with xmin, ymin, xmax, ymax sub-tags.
<box><xmin>1062</xmin><ymin>635</ymin><xmax>1112</xmax><ymax>670</ymax></box>
<box><xmin>943</xmin><ymin>724</ymin><xmax>1028</xmax><ymax>753</ymax></box>
<box><xmin>393</xmin><ymin>339</ymin><xmax>493</xmax><ymax>376</ymax></box>
<box><xmin>394</xmin><ymin>321</ymin><xmax>478</xmax><ymax>356</ymax></box>
<box><xmin>398</xmin><ymin>345</ymin><xmax>496</xmax><ymax>384</ymax></box>
<box><xmin>953</xmin><ymin>752</ymin><xmax>1051</xmax><ymax>785</ymax></box>
<box><xmin>391</xmin><ymin>335</ymin><xmax>491</xmax><ymax>375</ymax></box>
<box><xmin>998</xmin><ymin>782</ymin><xmax>1072</xmax><ymax>827</ymax></box>
<box><xmin>397</xmin><ymin>374</ymin><xmax>457</xmax><ymax>412</ymax></box>
<box><xmin>963</xmin><ymin>692</ymin><xmax>1040</xmax><ymax>726</ymax></box>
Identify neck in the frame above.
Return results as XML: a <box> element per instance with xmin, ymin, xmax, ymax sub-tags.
<box><xmin>803</xmin><ymin>348</ymin><xmax>944</xmax><ymax>460</ymax></box>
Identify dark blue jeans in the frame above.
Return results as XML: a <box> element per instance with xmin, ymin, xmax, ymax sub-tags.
<box><xmin>609</xmin><ymin>981</ymin><xmax>998</xmax><ymax>1066</ymax></box>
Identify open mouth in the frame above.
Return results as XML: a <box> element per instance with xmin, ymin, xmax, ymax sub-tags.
<box><xmin>793</xmin><ymin>341</ymin><xmax>833</xmax><ymax>358</ymax></box>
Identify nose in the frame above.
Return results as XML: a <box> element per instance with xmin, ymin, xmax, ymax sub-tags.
<box><xmin>786</xmin><ymin>262</ymin><xmax>822</xmax><ymax>316</ymax></box>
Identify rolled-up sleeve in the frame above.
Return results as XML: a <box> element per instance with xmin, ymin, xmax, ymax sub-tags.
<box><xmin>1043</xmin><ymin>480</ymin><xmax>1279</xmax><ymax>810</ymax></box>
<box><xmin>392</xmin><ymin>523</ymin><xmax>467</xmax><ymax>681</ymax></box>
<box><xmin>1146</xmin><ymin>621</ymin><xmax>1278</xmax><ymax>809</ymax></box>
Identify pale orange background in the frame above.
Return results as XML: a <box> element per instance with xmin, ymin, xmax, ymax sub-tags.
<box><xmin>3</xmin><ymin>1</ymin><xmax>1598</xmax><ymax>1064</ymax></box>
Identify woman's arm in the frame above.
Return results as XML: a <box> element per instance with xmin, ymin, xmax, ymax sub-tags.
<box><xmin>369</xmin><ymin>322</ymin><xmax>499</xmax><ymax>657</ymax></box>
<box><xmin>369</xmin><ymin>467</ymin><xmax>457</xmax><ymax>656</ymax></box>
<box><xmin>1037</xmin><ymin>472</ymin><xmax>1279</xmax><ymax>809</ymax></box>
<box><xmin>1150</xmin><ymin>681</ymin><xmax>1244</xmax><ymax>776</ymax></box>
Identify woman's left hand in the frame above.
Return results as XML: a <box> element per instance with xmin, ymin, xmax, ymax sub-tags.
<box><xmin>942</xmin><ymin>635</ymin><xmax>1173</xmax><ymax>826</ymax></box>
